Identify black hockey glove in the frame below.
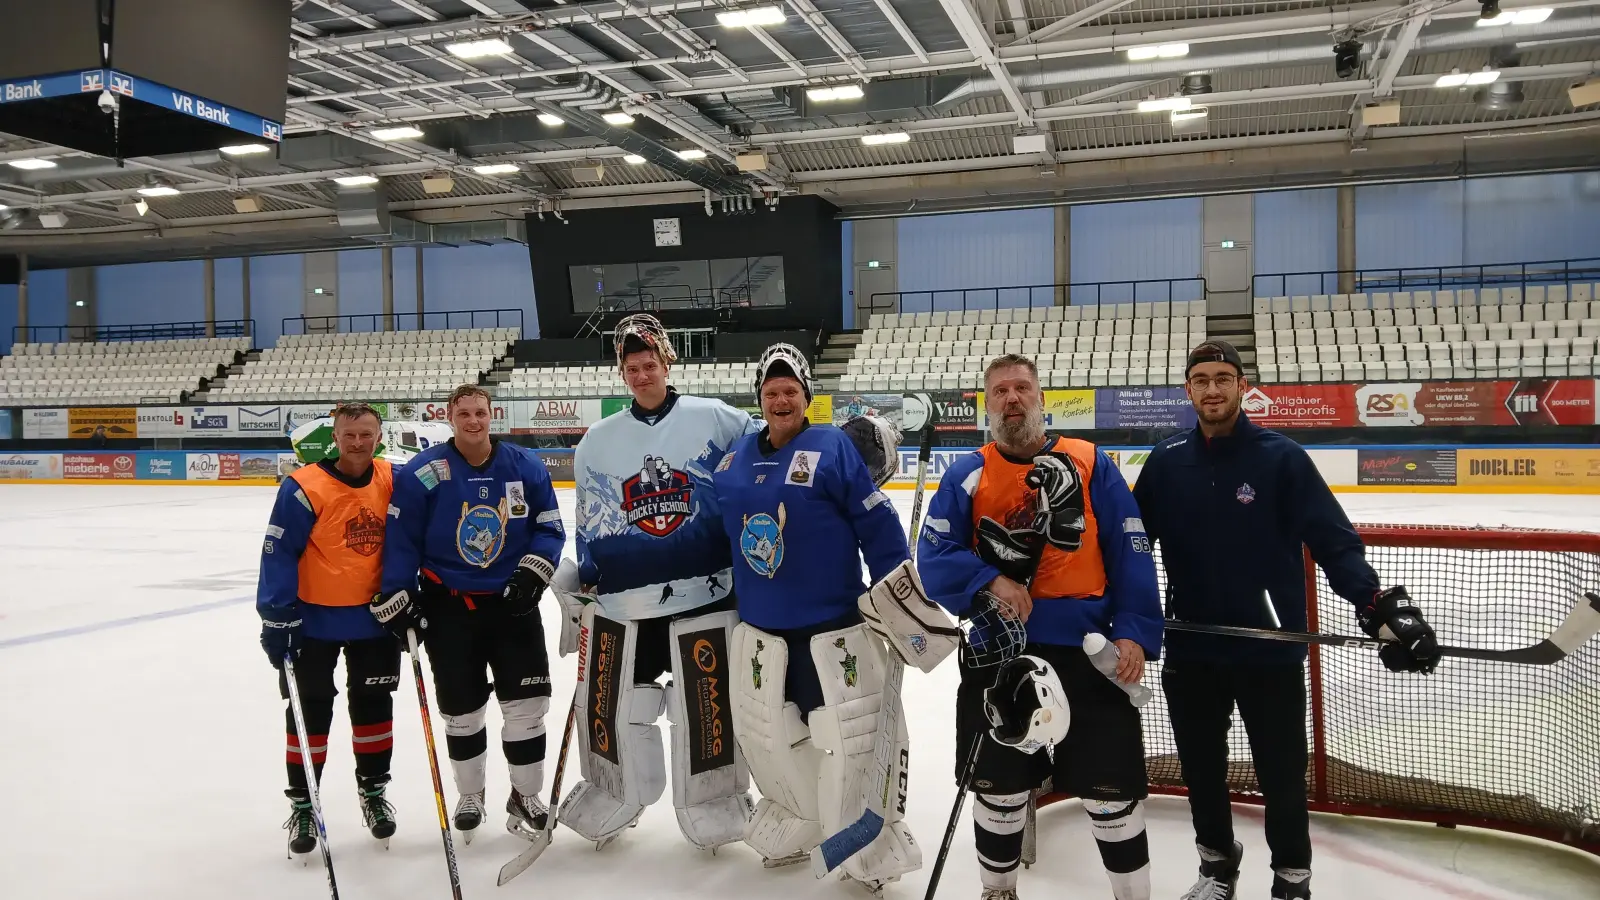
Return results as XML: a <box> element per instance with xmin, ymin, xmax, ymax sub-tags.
<box><xmin>1025</xmin><ymin>452</ymin><xmax>1087</xmax><ymax>552</ymax></box>
<box><xmin>259</xmin><ymin>606</ymin><xmax>302</xmax><ymax>669</ymax></box>
<box><xmin>1358</xmin><ymin>586</ymin><xmax>1441</xmax><ymax>675</ymax></box>
<box><xmin>975</xmin><ymin>516</ymin><xmax>1047</xmax><ymax>586</ymax></box>
<box><xmin>370</xmin><ymin>589</ymin><xmax>427</xmax><ymax>640</ymax></box>
<box><xmin>503</xmin><ymin>555</ymin><xmax>556</xmax><ymax>617</ymax></box>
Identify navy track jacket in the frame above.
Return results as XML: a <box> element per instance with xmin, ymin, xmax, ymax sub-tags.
<box><xmin>1132</xmin><ymin>413</ymin><xmax>1381</xmax><ymax>665</ymax></box>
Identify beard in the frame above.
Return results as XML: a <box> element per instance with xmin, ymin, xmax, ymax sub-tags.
<box><xmin>992</xmin><ymin>404</ymin><xmax>1046</xmax><ymax>450</ymax></box>
<box><xmin>1198</xmin><ymin>393</ymin><xmax>1241</xmax><ymax>424</ymax></box>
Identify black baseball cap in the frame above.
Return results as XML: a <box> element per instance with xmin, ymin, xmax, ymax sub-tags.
<box><xmin>1185</xmin><ymin>340</ymin><xmax>1243</xmax><ymax>378</ymax></box>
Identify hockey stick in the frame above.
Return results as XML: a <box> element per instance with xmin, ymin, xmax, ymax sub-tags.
<box><xmin>408</xmin><ymin>629</ymin><xmax>464</xmax><ymax>900</ymax></box>
<box><xmin>284</xmin><ymin>656</ymin><xmax>340</xmax><ymax>899</ymax></box>
<box><xmin>923</xmin><ymin>734</ymin><xmax>983</xmax><ymax>900</ymax></box>
<box><xmin>1165</xmin><ymin>590</ymin><xmax>1600</xmax><ymax>666</ymax></box>
<box><xmin>809</xmin><ymin>414</ymin><xmax>937</xmax><ymax>878</ymax></box>
<box><xmin>497</xmin><ymin>670</ymin><xmax>584</xmax><ymax>884</ymax></box>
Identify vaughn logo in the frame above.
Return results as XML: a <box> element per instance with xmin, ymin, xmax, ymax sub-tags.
<box><xmin>237</xmin><ymin>407</ymin><xmax>283</xmax><ymax>433</ymax></box>
<box><xmin>621</xmin><ymin>454</ymin><xmax>694</xmax><ymax>537</ymax></box>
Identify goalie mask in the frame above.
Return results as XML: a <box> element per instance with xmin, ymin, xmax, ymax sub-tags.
<box><xmin>983</xmin><ymin>654</ymin><xmax>1070</xmax><ymax>754</ymax></box>
<box><xmin>614</xmin><ymin>313</ymin><xmax>677</xmax><ymax>370</ymax></box>
<box><xmin>754</xmin><ymin>342</ymin><xmax>814</xmax><ymax>402</ymax></box>
<box><xmin>840</xmin><ymin>414</ymin><xmax>901</xmax><ymax>488</ymax></box>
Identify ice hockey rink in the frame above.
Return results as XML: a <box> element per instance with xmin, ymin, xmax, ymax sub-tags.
<box><xmin>0</xmin><ymin>484</ymin><xmax>1596</xmax><ymax>900</ymax></box>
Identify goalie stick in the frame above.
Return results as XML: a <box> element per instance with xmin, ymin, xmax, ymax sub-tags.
<box><xmin>1165</xmin><ymin>589</ymin><xmax>1600</xmax><ymax>666</ymax></box>
<box><xmin>809</xmin><ymin>410</ymin><xmax>938</xmax><ymax>879</ymax></box>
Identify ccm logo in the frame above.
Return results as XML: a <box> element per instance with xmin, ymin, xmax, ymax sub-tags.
<box><xmin>364</xmin><ymin>676</ymin><xmax>400</xmax><ymax>685</ymax></box>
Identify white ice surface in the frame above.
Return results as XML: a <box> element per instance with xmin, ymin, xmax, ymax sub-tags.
<box><xmin>0</xmin><ymin>485</ymin><xmax>1596</xmax><ymax>899</ymax></box>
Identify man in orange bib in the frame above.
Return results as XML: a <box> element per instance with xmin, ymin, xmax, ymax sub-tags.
<box><xmin>258</xmin><ymin>403</ymin><xmax>400</xmax><ymax>858</ymax></box>
<box><xmin>918</xmin><ymin>354</ymin><xmax>1164</xmax><ymax>900</ymax></box>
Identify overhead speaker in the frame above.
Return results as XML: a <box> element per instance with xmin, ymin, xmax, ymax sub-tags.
<box><xmin>570</xmin><ymin>164</ymin><xmax>606</xmax><ymax>182</ymax></box>
<box><xmin>735</xmin><ymin>149</ymin><xmax>768</xmax><ymax>171</ymax></box>
<box><xmin>1570</xmin><ymin>79</ymin><xmax>1600</xmax><ymax>108</ymax></box>
<box><xmin>1361</xmin><ymin>99</ymin><xmax>1401</xmax><ymax>127</ymax></box>
<box><xmin>422</xmin><ymin>174</ymin><xmax>455</xmax><ymax>194</ymax></box>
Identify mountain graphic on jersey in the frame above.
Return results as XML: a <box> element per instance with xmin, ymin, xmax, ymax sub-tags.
<box><xmin>621</xmin><ymin>454</ymin><xmax>695</xmax><ymax>537</ymax></box>
<box><xmin>343</xmin><ymin>506</ymin><xmax>385</xmax><ymax>557</ymax></box>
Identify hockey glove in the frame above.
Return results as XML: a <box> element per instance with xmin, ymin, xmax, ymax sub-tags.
<box><xmin>370</xmin><ymin>589</ymin><xmax>427</xmax><ymax>640</ymax></box>
<box><xmin>976</xmin><ymin>515</ymin><xmax>1048</xmax><ymax>586</ymax></box>
<box><xmin>1025</xmin><ymin>452</ymin><xmax>1087</xmax><ymax>552</ymax></box>
<box><xmin>503</xmin><ymin>554</ymin><xmax>556</xmax><ymax>618</ymax></box>
<box><xmin>260</xmin><ymin>606</ymin><xmax>303</xmax><ymax>669</ymax></box>
<box><xmin>1358</xmin><ymin>586</ymin><xmax>1441</xmax><ymax>675</ymax></box>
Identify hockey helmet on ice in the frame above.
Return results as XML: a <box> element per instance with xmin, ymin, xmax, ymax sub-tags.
<box><xmin>614</xmin><ymin>313</ymin><xmax>678</xmax><ymax>370</ymax></box>
<box><xmin>754</xmin><ymin>342</ymin><xmax>814</xmax><ymax>401</ymax></box>
<box><xmin>840</xmin><ymin>414</ymin><xmax>901</xmax><ymax>488</ymax></box>
<box><xmin>983</xmin><ymin>654</ymin><xmax>1070</xmax><ymax>754</ymax></box>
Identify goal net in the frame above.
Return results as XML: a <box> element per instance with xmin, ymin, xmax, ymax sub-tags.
<box><xmin>1054</xmin><ymin>524</ymin><xmax>1600</xmax><ymax>854</ymax></box>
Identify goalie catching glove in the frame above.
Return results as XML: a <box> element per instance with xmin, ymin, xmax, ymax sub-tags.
<box><xmin>1358</xmin><ymin>586</ymin><xmax>1441</xmax><ymax>675</ymax></box>
<box><xmin>858</xmin><ymin>559</ymin><xmax>960</xmax><ymax>672</ymax></box>
<box><xmin>549</xmin><ymin>557</ymin><xmax>592</xmax><ymax>657</ymax></box>
<box><xmin>502</xmin><ymin>554</ymin><xmax>555</xmax><ymax>617</ymax></box>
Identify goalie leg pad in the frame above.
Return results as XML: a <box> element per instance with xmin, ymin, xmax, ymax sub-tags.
<box><xmin>808</xmin><ymin>624</ymin><xmax>921</xmax><ymax>884</ymax></box>
<box><xmin>731</xmin><ymin>623</ymin><xmax>824</xmax><ymax>860</ymax></box>
<box><xmin>858</xmin><ymin>559</ymin><xmax>960</xmax><ymax>673</ymax></box>
<box><xmin>558</xmin><ymin>608</ymin><xmax>667</xmax><ymax>843</ymax></box>
<box><xmin>665</xmin><ymin>608</ymin><xmax>754</xmax><ymax>850</ymax></box>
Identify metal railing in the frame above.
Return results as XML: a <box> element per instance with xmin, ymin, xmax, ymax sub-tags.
<box><xmin>14</xmin><ymin>319</ymin><xmax>255</xmax><ymax>344</ymax></box>
<box><xmin>1254</xmin><ymin>257</ymin><xmax>1600</xmax><ymax>299</ymax></box>
<box><xmin>281</xmin><ymin>309</ymin><xmax>524</xmax><ymax>337</ymax></box>
<box><xmin>867</xmin><ymin>277</ymin><xmax>1208</xmax><ymax>317</ymax></box>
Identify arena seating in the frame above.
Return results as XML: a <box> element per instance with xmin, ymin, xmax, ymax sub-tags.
<box><xmin>838</xmin><ymin>301</ymin><xmax>1209</xmax><ymax>391</ymax></box>
<box><xmin>506</xmin><ymin>360</ymin><xmax>757</xmax><ymax>398</ymax></box>
<box><xmin>210</xmin><ymin>328</ymin><xmax>515</xmax><ymax>402</ymax></box>
<box><xmin>0</xmin><ymin>337</ymin><xmax>247</xmax><ymax>404</ymax></box>
<box><xmin>1252</xmin><ymin>285</ymin><xmax>1600</xmax><ymax>383</ymax></box>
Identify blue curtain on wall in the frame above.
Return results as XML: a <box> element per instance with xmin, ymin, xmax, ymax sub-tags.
<box><xmin>1462</xmin><ymin>172</ymin><xmax>1600</xmax><ymax>265</ymax></box>
<box><xmin>337</xmin><ymin>249</ymin><xmax>385</xmax><ymax>321</ymax></box>
<box><xmin>250</xmin><ymin>254</ymin><xmax>303</xmax><ymax>347</ymax></box>
<box><xmin>1355</xmin><ymin>182</ymin><xmax>1466</xmax><ymax>271</ymax></box>
<box><xmin>896</xmin><ymin>208</ymin><xmax>1054</xmax><ymax>310</ymax></box>
<box><xmin>1070</xmin><ymin>198</ymin><xmax>1202</xmax><ymax>303</ymax></box>
<box><xmin>0</xmin><ymin>285</ymin><xmax>16</xmax><ymax>354</ymax></box>
<box><xmin>97</xmin><ymin>260</ymin><xmax>206</xmax><ymax>326</ymax></box>
<box><xmin>213</xmin><ymin>259</ymin><xmax>244</xmax><ymax>327</ymax></box>
<box><xmin>421</xmin><ymin>243</ymin><xmax>538</xmax><ymax>336</ymax></box>
<box><xmin>20</xmin><ymin>270</ymin><xmax>69</xmax><ymax>336</ymax></box>
<box><xmin>1254</xmin><ymin>189</ymin><xmax>1338</xmax><ymax>297</ymax></box>
<box><xmin>840</xmin><ymin>219</ymin><xmax>854</xmax><ymax>326</ymax></box>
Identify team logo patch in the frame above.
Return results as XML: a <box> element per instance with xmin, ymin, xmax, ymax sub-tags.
<box><xmin>835</xmin><ymin>637</ymin><xmax>859</xmax><ymax>688</ymax></box>
<box><xmin>739</xmin><ymin>503</ymin><xmax>786</xmax><ymax>579</ymax></box>
<box><xmin>344</xmin><ymin>507</ymin><xmax>385</xmax><ymax>557</ymax></box>
<box><xmin>751</xmin><ymin>640</ymin><xmax>764</xmax><ymax>689</ymax></box>
<box><xmin>786</xmin><ymin>450</ymin><xmax>819</xmax><ymax>486</ymax></box>
<box><xmin>621</xmin><ymin>454</ymin><xmax>694</xmax><ymax>537</ymax></box>
<box><xmin>715</xmin><ymin>450</ymin><xmax>736</xmax><ymax>473</ymax></box>
<box><xmin>909</xmin><ymin>634</ymin><xmax>928</xmax><ymax>656</ymax></box>
<box><xmin>1236</xmin><ymin>482</ymin><xmax>1256</xmax><ymax>505</ymax></box>
<box><xmin>456</xmin><ymin>500</ymin><xmax>508</xmax><ymax>568</ymax></box>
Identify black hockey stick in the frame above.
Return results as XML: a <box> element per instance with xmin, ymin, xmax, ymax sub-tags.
<box><xmin>923</xmin><ymin>734</ymin><xmax>983</xmax><ymax>900</ymax></box>
<box><xmin>284</xmin><ymin>656</ymin><xmax>340</xmax><ymax>899</ymax></box>
<box><xmin>1166</xmin><ymin>590</ymin><xmax>1600</xmax><ymax>665</ymax></box>
<box><xmin>407</xmin><ymin>629</ymin><xmax>464</xmax><ymax>900</ymax></box>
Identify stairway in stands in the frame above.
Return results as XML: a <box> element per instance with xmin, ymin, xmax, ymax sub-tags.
<box><xmin>813</xmin><ymin>330</ymin><xmax>861</xmax><ymax>393</ymax></box>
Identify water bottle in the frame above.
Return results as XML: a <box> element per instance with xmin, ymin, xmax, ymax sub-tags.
<box><xmin>1082</xmin><ymin>632</ymin><xmax>1152</xmax><ymax>708</ymax></box>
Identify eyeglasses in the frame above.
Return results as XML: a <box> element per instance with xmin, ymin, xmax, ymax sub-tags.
<box><xmin>1187</xmin><ymin>374</ymin><xmax>1238</xmax><ymax>391</ymax></box>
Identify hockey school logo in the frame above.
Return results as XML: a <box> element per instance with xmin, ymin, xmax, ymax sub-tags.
<box><xmin>456</xmin><ymin>500</ymin><xmax>508</xmax><ymax>568</ymax></box>
<box><xmin>1236</xmin><ymin>482</ymin><xmax>1256</xmax><ymax>505</ymax></box>
<box><xmin>344</xmin><ymin>507</ymin><xmax>385</xmax><ymax>557</ymax></box>
<box><xmin>751</xmin><ymin>640</ymin><xmax>764</xmax><ymax>689</ymax></box>
<box><xmin>835</xmin><ymin>637</ymin><xmax>859</xmax><ymax>688</ymax></box>
<box><xmin>621</xmin><ymin>455</ymin><xmax>695</xmax><ymax>537</ymax></box>
<box><xmin>739</xmin><ymin>503</ymin><xmax>786</xmax><ymax>579</ymax></box>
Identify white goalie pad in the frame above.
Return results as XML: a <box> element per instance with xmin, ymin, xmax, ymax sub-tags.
<box><xmin>665</xmin><ymin>609</ymin><xmax>754</xmax><ymax>850</ymax></box>
<box><xmin>731</xmin><ymin>624</ymin><xmax>825</xmax><ymax>861</ymax></box>
<box><xmin>859</xmin><ymin>560</ymin><xmax>960</xmax><ymax>673</ymax></box>
<box><xmin>808</xmin><ymin>624</ymin><xmax>921</xmax><ymax>884</ymax></box>
<box><xmin>559</xmin><ymin>606</ymin><xmax>667</xmax><ymax>843</ymax></box>
<box><xmin>551</xmin><ymin>557</ymin><xmax>590</xmax><ymax>658</ymax></box>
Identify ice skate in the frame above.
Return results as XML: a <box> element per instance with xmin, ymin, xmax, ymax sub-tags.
<box><xmin>506</xmin><ymin>789</ymin><xmax>549</xmax><ymax>841</ymax></box>
<box><xmin>1180</xmin><ymin>841</ymin><xmax>1243</xmax><ymax>900</ymax></box>
<box><xmin>760</xmin><ymin>850</ymin><xmax>809</xmax><ymax>868</ymax></box>
<box><xmin>359</xmin><ymin>782</ymin><xmax>397</xmax><ymax>848</ymax></box>
<box><xmin>980</xmin><ymin>890</ymin><xmax>1020</xmax><ymax>900</ymax></box>
<box><xmin>283</xmin><ymin>791</ymin><xmax>316</xmax><ymax>861</ymax></box>
<box><xmin>454</xmin><ymin>790</ymin><xmax>486</xmax><ymax>844</ymax></box>
<box><xmin>1271</xmin><ymin>869</ymin><xmax>1312</xmax><ymax>899</ymax></box>
<box><xmin>592</xmin><ymin>813</ymin><xmax>641</xmax><ymax>851</ymax></box>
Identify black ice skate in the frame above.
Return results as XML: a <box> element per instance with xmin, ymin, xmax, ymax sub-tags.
<box><xmin>1180</xmin><ymin>841</ymin><xmax>1243</xmax><ymax>900</ymax></box>
<box><xmin>454</xmin><ymin>790</ymin><xmax>486</xmax><ymax>844</ymax></box>
<box><xmin>283</xmin><ymin>791</ymin><xmax>317</xmax><ymax>860</ymax></box>
<box><xmin>979</xmin><ymin>890</ymin><xmax>1020</xmax><ymax>900</ymax></box>
<box><xmin>1270</xmin><ymin>869</ymin><xmax>1312</xmax><ymax>899</ymax></box>
<box><xmin>505</xmin><ymin>790</ymin><xmax>549</xmax><ymax>841</ymax></box>
<box><xmin>359</xmin><ymin>782</ymin><xmax>397</xmax><ymax>848</ymax></box>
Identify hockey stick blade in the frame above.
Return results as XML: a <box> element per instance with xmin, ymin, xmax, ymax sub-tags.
<box><xmin>497</xmin><ymin>831</ymin><xmax>553</xmax><ymax>886</ymax></box>
<box><xmin>1166</xmin><ymin>590</ymin><xmax>1600</xmax><ymax>666</ymax></box>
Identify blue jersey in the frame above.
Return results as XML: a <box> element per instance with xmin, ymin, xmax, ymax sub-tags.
<box><xmin>711</xmin><ymin>423</ymin><xmax>909</xmax><ymax>630</ymax></box>
<box><xmin>574</xmin><ymin>392</ymin><xmax>756</xmax><ymax>620</ymax></box>
<box><xmin>382</xmin><ymin>439</ymin><xmax>565</xmax><ymax>596</ymax></box>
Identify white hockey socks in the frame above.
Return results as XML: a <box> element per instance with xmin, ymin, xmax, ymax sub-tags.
<box><xmin>442</xmin><ymin>703</ymin><xmax>489</xmax><ymax>795</ymax></box>
<box><xmin>1085</xmin><ymin>798</ymin><xmax>1152</xmax><ymax>900</ymax></box>
<box><xmin>974</xmin><ymin>791</ymin><xmax>1029</xmax><ymax>891</ymax></box>
<box><xmin>500</xmin><ymin>695</ymin><xmax>548</xmax><ymax>798</ymax></box>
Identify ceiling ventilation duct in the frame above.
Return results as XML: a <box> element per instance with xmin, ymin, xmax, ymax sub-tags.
<box><xmin>1180</xmin><ymin>73</ymin><xmax>1213</xmax><ymax>96</ymax></box>
<box><xmin>1476</xmin><ymin>47</ymin><xmax>1524</xmax><ymax>110</ymax></box>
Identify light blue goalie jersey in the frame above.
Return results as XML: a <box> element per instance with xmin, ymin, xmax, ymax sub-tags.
<box><xmin>574</xmin><ymin>393</ymin><xmax>758</xmax><ymax>620</ymax></box>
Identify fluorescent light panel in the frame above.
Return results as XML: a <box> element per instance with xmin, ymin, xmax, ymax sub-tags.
<box><xmin>137</xmin><ymin>186</ymin><xmax>180</xmax><ymax>197</ymax></box>
<box><xmin>717</xmin><ymin>5</ymin><xmax>786</xmax><ymax>27</ymax></box>
<box><xmin>1466</xmin><ymin>69</ymin><xmax>1501</xmax><ymax>84</ymax></box>
<box><xmin>1137</xmin><ymin>96</ymin><xmax>1192</xmax><ymax>112</ymax></box>
<box><xmin>1170</xmin><ymin>107</ymin><xmax>1209</xmax><ymax>121</ymax></box>
<box><xmin>7</xmin><ymin>158</ymin><xmax>56</xmax><ymax>170</ymax></box>
<box><xmin>623</xmin><ymin>154</ymin><xmax>647</xmax><ymax>165</ymax></box>
<box><xmin>334</xmin><ymin>174</ymin><xmax>379</xmax><ymax>186</ymax></box>
<box><xmin>860</xmin><ymin>132</ymin><xmax>910</xmax><ymax>145</ymax></box>
<box><xmin>472</xmin><ymin>163</ymin><xmax>520</xmax><ymax>175</ymax></box>
<box><xmin>1437</xmin><ymin>70</ymin><xmax>1500</xmax><ymax>87</ymax></box>
<box><xmin>676</xmin><ymin>148</ymin><xmax>708</xmax><ymax>160</ymax></box>
<box><xmin>602</xmin><ymin>111</ymin><xmax>635</xmax><ymax>125</ymax></box>
<box><xmin>1127</xmin><ymin>42</ymin><xmax>1189</xmax><ymax>61</ymax></box>
<box><xmin>1477</xmin><ymin>7</ymin><xmax>1552</xmax><ymax>25</ymax></box>
<box><xmin>220</xmin><ymin>143</ymin><xmax>272</xmax><ymax>156</ymax></box>
<box><xmin>537</xmin><ymin>113</ymin><xmax>564</xmax><ymax>126</ymax></box>
<box><xmin>446</xmin><ymin>38</ymin><xmax>513</xmax><ymax>59</ymax></box>
<box><xmin>370</xmin><ymin>126</ymin><xmax>424</xmax><ymax>141</ymax></box>
<box><xmin>807</xmin><ymin>84</ymin><xmax>865</xmax><ymax>101</ymax></box>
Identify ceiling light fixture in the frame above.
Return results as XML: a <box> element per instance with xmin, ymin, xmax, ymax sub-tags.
<box><xmin>537</xmin><ymin>113</ymin><xmax>564</xmax><ymax>126</ymax></box>
<box><xmin>1126</xmin><ymin>43</ymin><xmax>1189</xmax><ymax>61</ymax></box>
<box><xmin>1477</xmin><ymin>7</ymin><xmax>1552</xmax><ymax>25</ymax></box>
<box><xmin>717</xmin><ymin>6</ymin><xmax>786</xmax><ymax>27</ymax></box>
<box><xmin>333</xmin><ymin>174</ymin><xmax>380</xmax><ymax>186</ymax></box>
<box><xmin>370</xmin><ymin>126</ymin><xmax>424</xmax><ymax>141</ymax></box>
<box><xmin>860</xmin><ymin>132</ymin><xmax>910</xmax><ymax>145</ymax></box>
<box><xmin>1467</xmin><ymin>69</ymin><xmax>1502</xmax><ymax>85</ymax></box>
<box><xmin>1334</xmin><ymin>39</ymin><xmax>1362</xmax><ymax>79</ymax></box>
<box><xmin>1137</xmin><ymin>96</ymin><xmax>1192</xmax><ymax>112</ymax></box>
<box><xmin>445</xmin><ymin>38</ymin><xmax>513</xmax><ymax>59</ymax></box>
<box><xmin>676</xmin><ymin>148</ymin><xmax>708</xmax><ymax>160</ymax></box>
<box><xmin>623</xmin><ymin>154</ymin><xmax>647</xmax><ymax>165</ymax></box>
<box><xmin>7</xmin><ymin>158</ymin><xmax>56</xmax><ymax>170</ymax></box>
<box><xmin>1436</xmin><ymin>71</ymin><xmax>1469</xmax><ymax>87</ymax></box>
<box><xmin>137</xmin><ymin>185</ymin><xmax>180</xmax><ymax>197</ymax></box>
<box><xmin>807</xmin><ymin>84</ymin><xmax>865</xmax><ymax>101</ymax></box>
<box><xmin>472</xmin><ymin>163</ymin><xmax>521</xmax><ymax>175</ymax></box>
<box><xmin>1170</xmin><ymin>107</ymin><xmax>1209</xmax><ymax>121</ymax></box>
<box><xmin>602</xmin><ymin>111</ymin><xmax>635</xmax><ymax>125</ymax></box>
<box><xmin>219</xmin><ymin>143</ymin><xmax>272</xmax><ymax>156</ymax></box>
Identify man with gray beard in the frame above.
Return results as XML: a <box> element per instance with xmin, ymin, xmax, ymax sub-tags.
<box><xmin>918</xmin><ymin>353</ymin><xmax>1164</xmax><ymax>900</ymax></box>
